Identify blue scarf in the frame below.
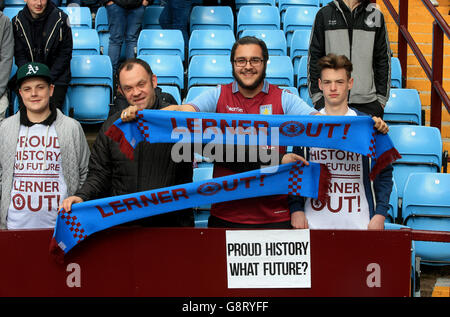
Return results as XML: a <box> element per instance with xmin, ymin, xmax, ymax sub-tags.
<box><xmin>50</xmin><ymin>161</ymin><xmax>330</xmax><ymax>260</ymax></box>
<box><xmin>50</xmin><ymin>110</ymin><xmax>400</xmax><ymax>259</ymax></box>
<box><xmin>105</xmin><ymin>110</ymin><xmax>400</xmax><ymax>179</ymax></box>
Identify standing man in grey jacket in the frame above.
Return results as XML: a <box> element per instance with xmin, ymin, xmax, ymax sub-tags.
<box><xmin>0</xmin><ymin>62</ymin><xmax>90</xmax><ymax>229</ymax></box>
<box><xmin>0</xmin><ymin>3</ymin><xmax>14</xmax><ymax>121</ymax></box>
<box><xmin>307</xmin><ymin>0</ymin><xmax>391</xmax><ymax>117</ymax></box>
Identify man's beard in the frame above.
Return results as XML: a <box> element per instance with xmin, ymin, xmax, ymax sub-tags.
<box><xmin>232</xmin><ymin>67</ymin><xmax>266</xmax><ymax>91</ymax></box>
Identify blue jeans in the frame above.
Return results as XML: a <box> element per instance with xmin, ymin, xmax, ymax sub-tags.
<box><xmin>106</xmin><ymin>4</ymin><xmax>145</xmax><ymax>73</ymax></box>
<box><xmin>159</xmin><ymin>0</ymin><xmax>193</xmax><ymax>46</ymax></box>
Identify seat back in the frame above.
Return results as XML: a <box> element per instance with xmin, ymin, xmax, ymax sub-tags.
<box><xmin>403</xmin><ymin>173</ymin><xmax>450</xmax><ymax>264</ymax></box>
<box><xmin>188</xmin><ymin>29</ymin><xmax>235</xmax><ymax>60</ymax></box>
<box><xmin>384</xmin><ymin>88</ymin><xmax>422</xmax><ymax>125</ymax></box>
<box><xmin>72</xmin><ymin>29</ymin><xmax>100</xmax><ymax>55</ymax></box>
<box><xmin>94</xmin><ymin>6</ymin><xmax>108</xmax><ymax>32</ymax></box>
<box><xmin>388</xmin><ymin>125</ymin><xmax>443</xmax><ymax>198</ymax></box>
<box><xmin>296</xmin><ymin>55</ymin><xmax>313</xmax><ymax>106</ymax></box>
<box><xmin>60</xmin><ymin>6</ymin><xmax>92</xmax><ymax>29</ymax></box>
<box><xmin>290</xmin><ymin>29</ymin><xmax>311</xmax><ymax>69</ymax></box>
<box><xmin>391</xmin><ymin>57</ymin><xmax>402</xmax><ymax>88</ymax></box>
<box><xmin>278</xmin><ymin>0</ymin><xmax>319</xmax><ymax>20</ymax></box>
<box><xmin>138</xmin><ymin>54</ymin><xmax>184</xmax><ymax>89</ymax></box>
<box><xmin>69</xmin><ymin>55</ymin><xmax>113</xmax><ymax>123</ymax></box>
<box><xmin>3</xmin><ymin>6</ymin><xmax>21</xmax><ymax>20</ymax></box>
<box><xmin>387</xmin><ymin>181</ymin><xmax>398</xmax><ymax>223</ymax></box>
<box><xmin>142</xmin><ymin>5</ymin><xmax>164</xmax><ymax>29</ymax></box>
<box><xmin>283</xmin><ymin>6</ymin><xmax>318</xmax><ymax>47</ymax></box>
<box><xmin>188</xmin><ymin>55</ymin><xmax>233</xmax><ymax>88</ymax></box>
<box><xmin>237</xmin><ymin>5</ymin><xmax>280</xmax><ymax>37</ymax></box>
<box><xmin>184</xmin><ymin>86</ymin><xmax>217</xmax><ymax>104</ymax></box>
<box><xmin>266</xmin><ymin>55</ymin><xmax>294</xmax><ymax>87</ymax></box>
<box><xmin>236</xmin><ymin>0</ymin><xmax>276</xmax><ymax>10</ymax></box>
<box><xmin>137</xmin><ymin>29</ymin><xmax>185</xmax><ymax>60</ymax></box>
<box><xmin>190</xmin><ymin>6</ymin><xmax>234</xmax><ymax>31</ymax></box>
<box><xmin>240</xmin><ymin>29</ymin><xmax>287</xmax><ymax>56</ymax></box>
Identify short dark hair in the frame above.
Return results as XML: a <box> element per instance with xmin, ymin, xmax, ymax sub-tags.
<box><xmin>318</xmin><ymin>54</ymin><xmax>353</xmax><ymax>79</ymax></box>
<box><xmin>230</xmin><ymin>36</ymin><xmax>269</xmax><ymax>64</ymax></box>
<box><xmin>117</xmin><ymin>58</ymin><xmax>154</xmax><ymax>81</ymax></box>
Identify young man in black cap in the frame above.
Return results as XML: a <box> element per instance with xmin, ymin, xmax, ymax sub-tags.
<box><xmin>0</xmin><ymin>62</ymin><xmax>90</xmax><ymax>229</ymax></box>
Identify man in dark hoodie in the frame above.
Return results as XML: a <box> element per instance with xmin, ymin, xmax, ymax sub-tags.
<box><xmin>307</xmin><ymin>0</ymin><xmax>391</xmax><ymax>118</ymax></box>
<box><xmin>12</xmin><ymin>0</ymin><xmax>72</xmax><ymax>111</ymax></box>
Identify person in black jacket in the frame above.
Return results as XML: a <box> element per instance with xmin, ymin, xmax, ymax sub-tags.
<box><xmin>61</xmin><ymin>58</ymin><xmax>194</xmax><ymax>227</ymax></box>
<box><xmin>12</xmin><ymin>0</ymin><xmax>72</xmax><ymax>111</ymax></box>
<box><xmin>307</xmin><ymin>0</ymin><xmax>391</xmax><ymax>117</ymax></box>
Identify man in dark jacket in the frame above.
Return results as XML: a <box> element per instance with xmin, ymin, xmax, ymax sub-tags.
<box><xmin>307</xmin><ymin>0</ymin><xmax>391</xmax><ymax>117</ymax></box>
<box><xmin>62</xmin><ymin>58</ymin><xmax>194</xmax><ymax>227</ymax></box>
<box><xmin>12</xmin><ymin>0</ymin><xmax>72</xmax><ymax>111</ymax></box>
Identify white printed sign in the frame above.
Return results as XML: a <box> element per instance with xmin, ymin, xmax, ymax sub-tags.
<box><xmin>226</xmin><ymin>229</ymin><xmax>311</xmax><ymax>289</ymax></box>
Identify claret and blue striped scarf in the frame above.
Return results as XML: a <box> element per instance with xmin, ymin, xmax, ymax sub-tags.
<box><xmin>50</xmin><ymin>110</ymin><xmax>400</xmax><ymax>260</ymax></box>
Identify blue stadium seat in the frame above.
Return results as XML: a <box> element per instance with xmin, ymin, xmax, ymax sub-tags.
<box><xmin>72</xmin><ymin>29</ymin><xmax>100</xmax><ymax>55</ymax></box>
<box><xmin>384</xmin><ymin>88</ymin><xmax>422</xmax><ymax>125</ymax></box>
<box><xmin>391</xmin><ymin>57</ymin><xmax>402</xmax><ymax>88</ymax></box>
<box><xmin>184</xmin><ymin>86</ymin><xmax>217</xmax><ymax>104</ymax></box>
<box><xmin>266</xmin><ymin>56</ymin><xmax>294</xmax><ymax>87</ymax></box>
<box><xmin>142</xmin><ymin>5</ymin><xmax>164</xmax><ymax>29</ymax></box>
<box><xmin>296</xmin><ymin>55</ymin><xmax>314</xmax><ymax>106</ymax></box>
<box><xmin>192</xmin><ymin>164</ymin><xmax>214</xmax><ymax>228</ymax></box>
<box><xmin>190</xmin><ymin>6</ymin><xmax>234</xmax><ymax>31</ymax></box>
<box><xmin>283</xmin><ymin>6</ymin><xmax>319</xmax><ymax>47</ymax></box>
<box><xmin>402</xmin><ymin>172</ymin><xmax>450</xmax><ymax>264</ymax></box>
<box><xmin>3</xmin><ymin>6</ymin><xmax>21</xmax><ymax>20</ymax></box>
<box><xmin>138</xmin><ymin>54</ymin><xmax>184</xmax><ymax>90</ymax></box>
<box><xmin>59</xmin><ymin>6</ymin><xmax>92</xmax><ymax>29</ymax></box>
<box><xmin>4</xmin><ymin>0</ymin><xmax>24</xmax><ymax>6</ymax></box>
<box><xmin>137</xmin><ymin>29</ymin><xmax>184</xmax><ymax>61</ymax></box>
<box><xmin>94</xmin><ymin>6</ymin><xmax>108</xmax><ymax>32</ymax></box>
<box><xmin>278</xmin><ymin>0</ymin><xmax>319</xmax><ymax>20</ymax></box>
<box><xmin>237</xmin><ymin>5</ymin><xmax>280</xmax><ymax>37</ymax></box>
<box><xmin>290</xmin><ymin>29</ymin><xmax>311</xmax><ymax>69</ymax></box>
<box><xmin>159</xmin><ymin>85</ymin><xmax>181</xmax><ymax>105</ymax></box>
<box><xmin>240</xmin><ymin>30</ymin><xmax>287</xmax><ymax>56</ymax></box>
<box><xmin>386</xmin><ymin>181</ymin><xmax>398</xmax><ymax>223</ymax></box>
<box><xmin>68</xmin><ymin>55</ymin><xmax>113</xmax><ymax>123</ymax></box>
<box><xmin>388</xmin><ymin>125</ymin><xmax>443</xmax><ymax>199</ymax></box>
<box><xmin>188</xmin><ymin>55</ymin><xmax>233</xmax><ymax>88</ymax></box>
<box><xmin>188</xmin><ymin>29</ymin><xmax>235</xmax><ymax>60</ymax></box>
<box><xmin>236</xmin><ymin>0</ymin><xmax>276</xmax><ymax>9</ymax></box>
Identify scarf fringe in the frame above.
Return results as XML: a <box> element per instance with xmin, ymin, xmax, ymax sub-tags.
<box><xmin>369</xmin><ymin>148</ymin><xmax>402</xmax><ymax>181</ymax></box>
<box><xmin>49</xmin><ymin>237</ymin><xmax>65</xmax><ymax>264</ymax></box>
<box><xmin>105</xmin><ymin>124</ymin><xmax>135</xmax><ymax>161</ymax></box>
<box><xmin>317</xmin><ymin>164</ymin><xmax>331</xmax><ymax>203</ymax></box>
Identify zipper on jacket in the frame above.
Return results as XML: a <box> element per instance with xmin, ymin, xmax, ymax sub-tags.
<box><xmin>45</xmin><ymin>13</ymin><xmax>62</xmax><ymax>55</ymax></box>
<box><xmin>16</xmin><ymin>18</ymin><xmax>34</xmax><ymax>62</ymax></box>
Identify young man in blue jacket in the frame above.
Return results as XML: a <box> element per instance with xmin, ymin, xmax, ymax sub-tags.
<box><xmin>292</xmin><ymin>54</ymin><xmax>393</xmax><ymax>230</ymax></box>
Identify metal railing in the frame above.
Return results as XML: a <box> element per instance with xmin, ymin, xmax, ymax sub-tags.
<box><xmin>378</xmin><ymin>0</ymin><xmax>449</xmax><ymax>132</ymax></box>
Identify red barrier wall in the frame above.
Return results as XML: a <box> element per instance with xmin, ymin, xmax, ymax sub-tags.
<box><xmin>0</xmin><ymin>227</ymin><xmax>411</xmax><ymax>297</ymax></box>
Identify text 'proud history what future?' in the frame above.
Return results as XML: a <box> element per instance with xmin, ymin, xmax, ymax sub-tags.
<box><xmin>226</xmin><ymin>230</ymin><xmax>311</xmax><ymax>288</ymax></box>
